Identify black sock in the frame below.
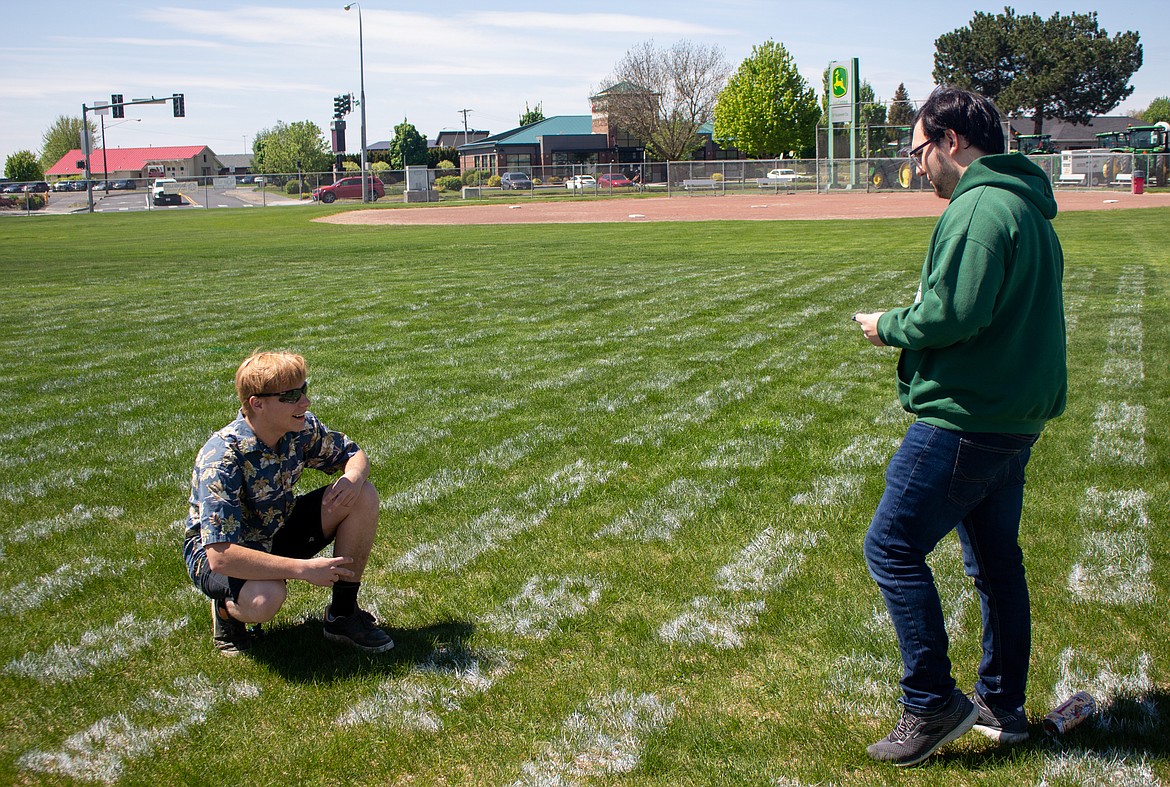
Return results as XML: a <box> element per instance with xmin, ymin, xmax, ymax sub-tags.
<box><xmin>330</xmin><ymin>580</ymin><xmax>360</xmax><ymax>618</ymax></box>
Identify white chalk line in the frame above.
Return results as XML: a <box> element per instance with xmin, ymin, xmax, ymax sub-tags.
<box><xmin>1068</xmin><ymin>530</ymin><xmax>1154</xmax><ymax>606</ymax></box>
<box><xmin>597</xmin><ymin>477</ymin><xmax>733</xmax><ymax>542</ymax></box>
<box><xmin>382</xmin><ymin>425</ymin><xmax>558</xmax><ymax>511</ymax></box>
<box><xmin>4</xmin><ymin>614</ymin><xmax>189</xmax><ymax>683</ymax></box>
<box><xmin>338</xmin><ymin>642</ymin><xmax>518</xmax><ymax>731</ymax></box>
<box><xmin>0</xmin><ymin>558</ymin><xmax>141</xmax><ymax>616</ymax></box>
<box><xmin>826</xmin><ymin>652</ymin><xmax>902</xmax><ymax>717</ymax></box>
<box><xmin>396</xmin><ymin>459</ymin><xmax>622</xmax><ymax>572</ymax></box>
<box><xmin>508</xmin><ymin>690</ymin><xmax>675</xmax><ymax>786</ymax></box>
<box><xmin>790</xmin><ymin>474</ymin><xmax>863</xmax><ymax>508</ymax></box>
<box><xmin>614</xmin><ymin>377</ymin><xmax>761</xmax><ymax>447</ymax></box>
<box><xmin>1089</xmin><ymin>402</ymin><xmax>1146</xmax><ymax>466</ymax></box>
<box><xmin>715</xmin><ymin>528</ymin><xmax>826</xmax><ymax>594</ymax></box>
<box><xmin>485</xmin><ymin>575</ymin><xmax>603</xmax><ymax>639</ymax></box>
<box><xmin>1036</xmin><ymin>750</ymin><xmax>1161</xmax><ymax>787</ymax></box>
<box><xmin>1054</xmin><ymin>648</ymin><xmax>1159</xmax><ymax>735</ymax></box>
<box><xmin>18</xmin><ymin>675</ymin><xmax>258</xmax><ymax>783</ymax></box>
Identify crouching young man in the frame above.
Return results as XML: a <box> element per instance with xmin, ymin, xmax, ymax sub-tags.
<box><xmin>183</xmin><ymin>351</ymin><xmax>393</xmax><ymax>656</ymax></box>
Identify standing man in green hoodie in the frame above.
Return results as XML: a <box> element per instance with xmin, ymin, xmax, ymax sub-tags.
<box><xmin>853</xmin><ymin>86</ymin><xmax>1067</xmax><ymax>767</ymax></box>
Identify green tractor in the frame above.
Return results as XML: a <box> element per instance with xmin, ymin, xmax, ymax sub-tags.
<box><xmin>1125</xmin><ymin>122</ymin><xmax>1170</xmax><ymax>186</ymax></box>
<box><xmin>1017</xmin><ymin>134</ymin><xmax>1057</xmax><ymax>155</ymax></box>
<box><xmin>867</xmin><ymin>126</ymin><xmax>926</xmax><ymax>191</ymax></box>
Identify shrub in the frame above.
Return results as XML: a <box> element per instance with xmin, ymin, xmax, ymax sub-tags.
<box><xmin>532</xmin><ymin>178</ymin><xmax>542</xmax><ymax>186</ymax></box>
<box><xmin>284</xmin><ymin>180</ymin><xmax>304</xmax><ymax>195</ymax></box>
<box><xmin>435</xmin><ymin>175</ymin><xmax>463</xmax><ymax>192</ymax></box>
<box><xmin>461</xmin><ymin>169</ymin><xmax>487</xmax><ymax>186</ymax></box>
<box><xmin>487</xmin><ymin>175</ymin><xmax>501</xmax><ymax>187</ymax></box>
<box><xmin>437</xmin><ymin>160</ymin><xmax>456</xmax><ymax>170</ymax></box>
<box><xmin>710</xmin><ymin>172</ymin><xmax>724</xmax><ymax>182</ymax></box>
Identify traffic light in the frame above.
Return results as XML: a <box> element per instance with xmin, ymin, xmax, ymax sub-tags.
<box><xmin>333</xmin><ymin>94</ymin><xmax>352</xmax><ymax>119</ymax></box>
<box><xmin>112</xmin><ymin>94</ymin><xmax>124</xmax><ymax>119</ymax></box>
<box><xmin>173</xmin><ymin>93</ymin><xmax>185</xmax><ymax>117</ymax></box>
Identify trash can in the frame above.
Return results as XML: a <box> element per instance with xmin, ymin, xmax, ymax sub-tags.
<box><xmin>1132</xmin><ymin>170</ymin><xmax>1145</xmax><ymax>195</ymax></box>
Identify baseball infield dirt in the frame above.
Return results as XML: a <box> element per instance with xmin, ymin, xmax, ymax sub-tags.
<box><xmin>316</xmin><ymin>190</ymin><xmax>1170</xmax><ymax>227</ymax></box>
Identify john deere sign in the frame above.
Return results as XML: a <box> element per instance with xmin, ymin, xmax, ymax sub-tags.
<box><xmin>829</xmin><ymin>59</ymin><xmax>857</xmax><ymax>123</ymax></box>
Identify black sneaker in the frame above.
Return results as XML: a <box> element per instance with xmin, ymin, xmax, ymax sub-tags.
<box><xmin>972</xmin><ymin>691</ymin><xmax>1030</xmax><ymax>743</ymax></box>
<box><xmin>867</xmin><ymin>689</ymin><xmax>979</xmax><ymax>767</ymax></box>
<box><xmin>212</xmin><ymin>599</ymin><xmax>254</xmax><ymax>657</ymax></box>
<box><xmin>323</xmin><ymin>605</ymin><xmax>395</xmax><ymax>653</ymax></box>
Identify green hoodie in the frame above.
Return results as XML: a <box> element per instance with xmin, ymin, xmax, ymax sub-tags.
<box><xmin>876</xmin><ymin>153</ymin><xmax>1067</xmax><ymax>433</ymax></box>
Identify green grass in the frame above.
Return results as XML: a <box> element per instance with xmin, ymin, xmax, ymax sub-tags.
<box><xmin>0</xmin><ymin>204</ymin><xmax>1167</xmax><ymax>786</ymax></box>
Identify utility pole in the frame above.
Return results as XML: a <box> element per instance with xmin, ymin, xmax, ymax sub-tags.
<box><xmin>458</xmin><ymin>109</ymin><xmax>473</xmax><ymax>172</ymax></box>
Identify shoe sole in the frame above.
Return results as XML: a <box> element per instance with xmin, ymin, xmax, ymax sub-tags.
<box><xmin>973</xmin><ymin>722</ymin><xmax>1029</xmax><ymax>744</ymax></box>
<box><xmin>895</xmin><ymin>702</ymin><xmax>981</xmax><ymax>767</ymax></box>
<box><xmin>323</xmin><ymin>630</ymin><xmax>395</xmax><ymax>653</ymax></box>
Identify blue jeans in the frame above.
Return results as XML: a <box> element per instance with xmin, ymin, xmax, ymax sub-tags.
<box><xmin>864</xmin><ymin>421</ymin><xmax>1038</xmax><ymax>713</ymax></box>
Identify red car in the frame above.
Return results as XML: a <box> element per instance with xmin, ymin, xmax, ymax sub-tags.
<box><xmin>598</xmin><ymin>173</ymin><xmax>633</xmax><ymax>188</ymax></box>
<box><xmin>312</xmin><ymin>176</ymin><xmax>385</xmax><ymax>203</ymax></box>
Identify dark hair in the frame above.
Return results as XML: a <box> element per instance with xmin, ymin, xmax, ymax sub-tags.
<box><xmin>916</xmin><ymin>86</ymin><xmax>1005</xmax><ymax>155</ymax></box>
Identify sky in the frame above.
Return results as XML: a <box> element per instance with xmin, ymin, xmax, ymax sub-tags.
<box><xmin>2</xmin><ymin>1</ymin><xmax>1167</xmax><ymax>165</ymax></box>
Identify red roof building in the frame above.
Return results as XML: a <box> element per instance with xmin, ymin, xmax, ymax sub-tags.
<box><xmin>45</xmin><ymin>145</ymin><xmax>223</xmax><ymax>180</ymax></box>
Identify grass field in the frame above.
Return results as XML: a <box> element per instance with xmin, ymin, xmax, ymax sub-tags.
<box><xmin>0</xmin><ymin>203</ymin><xmax>1167</xmax><ymax>786</ymax></box>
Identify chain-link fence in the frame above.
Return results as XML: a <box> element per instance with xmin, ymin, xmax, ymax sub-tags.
<box><xmin>12</xmin><ymin>152</ymin><xmax>1165</xmax><ymax>215</ymax></box>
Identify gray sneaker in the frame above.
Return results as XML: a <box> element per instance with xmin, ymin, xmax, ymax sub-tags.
<box><xmin>323</xmin><ymin>606</ymin><xmax>395</xmax><ymax>653</ymax></box>
<box><xmin>972</xmin><ymin>691</ymin><xmax>1030</xmax><ymax>743</ymax></box>
<box><xmin>867</xmin><ymin>689</ymin><xmax>979</xmax><ymax>767</ymax></box>
<box><xmin>212</xmin><ymin>599</ymin><xmax>255</xmax><ymax>657</ymax></box>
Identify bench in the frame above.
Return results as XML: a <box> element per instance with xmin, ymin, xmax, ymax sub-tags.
<box><xmin>1112</xmin><ymin>173</ymin><xmax>1133</xmax><ymax>187</ymax></box>
<box><xmin>681</xmin><ymin>179</ymin><xmax>720</xmax><ymax>191</ymax></box>
<box><xmin>1056</xmin><ymin>173</ymin><xmax>1085</xmax><ymax>187</ymax></box>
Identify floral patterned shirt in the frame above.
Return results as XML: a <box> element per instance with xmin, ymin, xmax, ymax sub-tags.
<box><xmin>183</xmin><ymin>410</ymin><xmax>359</xmax><ymax>581</ymax></box>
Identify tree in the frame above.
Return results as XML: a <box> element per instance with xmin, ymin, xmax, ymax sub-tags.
<box><xmin>888</xmin><ymin>84</ymin><xmax>915</xmax><ymax>129</ymax></box>
<box><xmin>713</xmin><ymin>40</ymin><xmax>819</xmax><ymax>158</ymax></box>
<box><xmin>5</xmin><ymin>150</ymin><xmax>43</xmax><ymax>182</ymax></box>
<box><xmin>934</xmin><ymin>8</ymin><xmax>1142</xmax><ymax>135</ymax></box>
<box><xmin>1140</xmin><ymin>96</ymin><xmax>1170</xmax><ymax>124</ymax></box>
<box><xmin>388</xmin><ymin>119</ymin><xmax>428</xmax><ymax>169</ymax></box>
<box><xmin>598</xmin><ymin>39</ymin><xmax>730</xmax><ymax>161</ymax></box>
<box><xmin>252</xmin><ymin>121</ymin><xmax>332</xmax><ymax>174</ymax></box>
<box><xmin>40</xmin><ymin>115</ymin><xmax>96</xmax><ymax>171</ymax></box>
<box><xmin>518</xmin><ymin>101</ymin><xmax>545</xmax><ymax>127</ymax></box>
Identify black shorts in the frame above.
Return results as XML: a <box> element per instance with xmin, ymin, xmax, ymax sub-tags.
<box><xmin>195</xmin><ymin>485</ymin><xmax>333</xmax><ymax>603</ymax></box>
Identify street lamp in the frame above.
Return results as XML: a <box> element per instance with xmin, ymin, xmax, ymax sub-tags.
<box><xmin>343</xmin><ymin>2</ymin><xmax>368</xmax><ymax>203</ymax></box>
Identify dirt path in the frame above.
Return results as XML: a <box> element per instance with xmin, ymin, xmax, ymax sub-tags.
<box><xmin>316</xmin><ymin>190</ymin><xmax>1170</xmax><ymax>226</ymax></box>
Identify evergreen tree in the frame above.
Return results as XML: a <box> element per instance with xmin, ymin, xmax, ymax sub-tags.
<box><xmin>888</xmin><ymin>84</ymin><xmax>915</xmax><ymax>129</ymax></box>
<box><xmin>934</xmin><ymin>9</ymin><xmax>1142</xmax><ymax>135</ymax></box>
<box><xmin>518</xmin><ymin>101</ymin><xmax>545</xmax><ymax>127</ymax></box>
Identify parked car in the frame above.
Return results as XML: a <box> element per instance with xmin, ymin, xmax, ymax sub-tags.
<box><xmin>500</xmin><ymin>172</ymin><xmax>534</xmax><ymax>190</ymax></box>
<box><xmin>109</xmin><ymin>179</ymin><xmax>136</xmax><ymax>190</ymax></box>
<box><xmin>764</xmin><ymin>168</ymin><xmax>799</xmax><ymax>182</ymax></box>
<box><xmin>52</xmin><ymin>180</ymin><xmax>74</xmax><ymax>192</ymax></box>
<box><xmin>22</xmin><ymin>181</ymin><xmax>50</xmax><ymax>193</ymax></box>
<box><xmin>152</xmin><ymin>178</ymin><xmax>183</xmax><ymax>206</ymax></box>
<box><xmin>311</xmin><ymin>175</ymin><xmax>385</xmax><ymax>203</ymax></box>
<box><xmin>565</xmin><ymin>174</ymin><xmax>597</xmax><ymax>190</ymax></box>
<box><xmin>1</xmin><ymin>183</ymin><xmax>24</xmax><ymax>193</ymax></box>
<box><xmin>598</xmin><ymin>173</ymin><xmax>633</xmax><ymax>188</ymax></box>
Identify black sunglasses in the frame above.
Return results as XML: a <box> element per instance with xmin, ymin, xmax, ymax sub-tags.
<box><xmin>906</xmin><ymin>136</ymin><xmax>942</xmax><ymax>167</ymax></box>
<box><xmin>254</xmin><ymin>381</ymin><xmax>308</xmax><ymax>403</ymax></box>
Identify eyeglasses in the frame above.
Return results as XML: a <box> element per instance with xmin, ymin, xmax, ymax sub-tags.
<box><xmin>254</xmin><ymin>381</ymin><xmax>308</xmax><ymax>403</ymax></box>
<box><xmin>906</xmin><ymin>137</ymin><xmax>939</xmax><ymax>169</ymax></box>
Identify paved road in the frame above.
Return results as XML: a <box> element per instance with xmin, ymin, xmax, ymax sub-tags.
<box><xmin>24</xmin><ymin>186</ymin><xmax>306</xmax><ymax>215</ymax></box>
